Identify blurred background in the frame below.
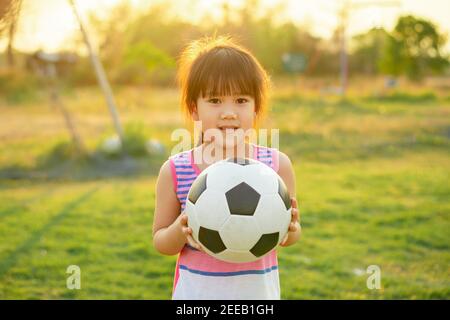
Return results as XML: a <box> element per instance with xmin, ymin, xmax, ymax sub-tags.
<box><xmin>0</xmin><ymin>0</ymin><xmax>449</xmax><ymax>299</ymax></box>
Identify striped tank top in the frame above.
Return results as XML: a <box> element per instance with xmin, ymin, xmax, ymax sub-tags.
<box><xmin>168</xmin><ymin>143</ymin><xmax>281</xmax><ymax>300</ymax></box>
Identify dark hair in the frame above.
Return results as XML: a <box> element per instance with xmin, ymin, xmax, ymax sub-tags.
<box><xmin>177</xmin><ymin>36</ymin><xmax>271</xmax><ymax>139</ymax></box>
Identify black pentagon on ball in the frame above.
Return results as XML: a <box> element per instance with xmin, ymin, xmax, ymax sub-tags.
<box><xmin>198</xmin><ymin>226</ymin><xmax>226</xmax><ymax>254</ymax></box>
<box><xmin>226</xmin><ymin>157</ymin><xmax>259</xmax><ymax>166</ymax></box>
<box><xmin>225</xmin><ymin>182</ymin><xmax>261</xmax><ymax>216</ymax></box>
<box><xmin>188</xmin><ymin>173</ymin><xmax>207</xmax><ymax>204</ymax></box>
<box><xmin>250</xmin><ymin>232</ymin><xmax>279</xmax><ymax>257</ymax></box>
<box><xmin>277</xmin><ymin>176</ymin><xmax>291</xmax><ymax>210</ymax></box>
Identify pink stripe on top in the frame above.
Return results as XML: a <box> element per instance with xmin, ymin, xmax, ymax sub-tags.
<box><xmin>179</xmin><ymin>245</ymin><xmax>277</xmax><ymax>273</ymax></box>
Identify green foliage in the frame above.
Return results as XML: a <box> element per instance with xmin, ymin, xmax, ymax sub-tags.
<box><xmin>83</xmin><ymin>4</ymin><xmax>449</xmax><ymax>83</ymax></box>
<box><xmin>379</xmin><ymin>15</ymin><xmax>450</xmax><ymax>80</ymax></box>
<box><xmin>351</xmin><ymin>28</ymin><xmax>390</xmax><ymax>75</ymax></box>
<box><xmin>4</xmin><ymin>2</ymin><xmax>450</xmax><ymax>87</ymax></box>
<box><xmin>83</xmin><ymin>0</ymin><xmax>335</xmax><ymax>81</ymax></box>
<box><xmin>85</xmin><ymin>1</ymin><xmax>195</xmax><ymax>86</ymax></box>
<box><xmin>66</xmin><ymin>58</ymin><xmax>98</xmax><ymax>86</ymax></box>
<box><xmin>0</xmin><ymin>69</ymin><xmax>40</xmax><ymax>103</ymax></box>
<box><xmin>96</xmin><ymin>122</ymin><xmax>149</xmax><ymax>158</ymax></box>
<box><xmin>364</xmin><ymin>91</ymin><xmax>437</xmax><ymax>104</ymax></box>
<box><xmin>122</xmin><ymin>122</ymin><xmax>149</xmax><ymax>157</ymax></box>
<box><xmin>119</xmin><ymin>42</ymin><xmax>175</xmax><ymax>85</ymax></box>
<box><xmin>35</xmin><ymin>140</ymin><xmax>90</xmax><ymax>169</ymax></box>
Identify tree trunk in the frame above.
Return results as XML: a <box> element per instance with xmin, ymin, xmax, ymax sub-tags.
<box><xmin>68</xmin><ymin>0</ymin><xmax>125</xmax><ymax>146</ymax></box>
<box><xmin>7</xmin><ymin>17</ymin><xmax>15</xmax><ymax>67</ymax></box>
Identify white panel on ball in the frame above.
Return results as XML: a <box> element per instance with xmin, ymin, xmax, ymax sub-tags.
<box><xmin>194</xmin><ymin>189</ymin><xmax>230</xmax><ymax>230</ymax></box>
<box><xmin>219</xmin><ymin>215</ymin><xmax>262</xmax><ymax>251</ymax></box>
<box><xmin>241</xmin><ymin>163</ymin><xmax>278</xmax><ymax>195</ymax></box>
<box><xmin>253</xmin><ymin>194</ymin><xmax>291</xmax><ymax>239</ymax></box>
<box><xmin>206</xmin><ymin>163</ymin><xmax>246</xmax><ymax>193</ymax></box>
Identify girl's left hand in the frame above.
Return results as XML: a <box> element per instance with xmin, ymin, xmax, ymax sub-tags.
<box><xmin>280</xmin><ymin>197</ymin><xmax>300</xmax><ymax>246</ymax></box>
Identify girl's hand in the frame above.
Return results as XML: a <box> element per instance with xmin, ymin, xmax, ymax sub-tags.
<box><xmin>280</xmin><ymin>197</ymin><xmax>300</xmax><ymax>246</ymax></box>
<box><xmin>179</xmin><ymin>212</ymin><xmax>205</xmax><ymax>252</ymax></box>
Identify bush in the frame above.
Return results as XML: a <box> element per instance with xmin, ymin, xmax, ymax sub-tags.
<box><xmin>368</xmin><ymin>91</ymin><xmax>437</xmax><ymax>103</ymax></box>
<box><xmin>97</xmin><ymin>122</ymin><xmax>149</xmax><ymax>158</ymax></box>
<box><xmin>36</xmin><ymin>140</ymin><xmax>89</xmax><ymax>169</ymax></box>
<box><xmin>0</xmin><ymin>69</ymin><xmax>40</xmax><ymax>103</ymax></box>
<box><xmin>122</xmin><ymin>122</ymin><xmax>148</xmax><ymax>157</ymax></box>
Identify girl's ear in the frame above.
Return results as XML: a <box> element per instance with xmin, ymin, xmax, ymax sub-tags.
<box><xmin>191</xmin><ymin>103</ymin><xmax>199</xmax><ymax>121</ymax></box>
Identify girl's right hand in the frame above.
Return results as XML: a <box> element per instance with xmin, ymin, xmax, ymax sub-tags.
<box><xmin>179</xmin><ymin>212</ymin><xmax>204</xmax><ymax>252</ymax></box>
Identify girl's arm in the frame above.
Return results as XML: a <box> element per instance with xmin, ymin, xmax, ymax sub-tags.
<box><xmin>277</xmin><ymin>151</ymin><xmax>301</xmax><ymax>247</ymax></box>
<box><xmin>152</xmin><ymin>160</ymin><xmax>187</xmax><ymax>255</ymax></box>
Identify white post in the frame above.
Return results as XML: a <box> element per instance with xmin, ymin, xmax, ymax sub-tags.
<box><xmin>68</xmin><ymin>0</ymin><xmax>125</xmax><ymax>144</ymax></box>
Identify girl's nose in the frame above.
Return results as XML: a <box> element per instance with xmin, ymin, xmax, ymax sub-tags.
<box><xmin>220</xmin><ymin>111</ymin><xmax>237</xmax><ymax>120</ymax></box>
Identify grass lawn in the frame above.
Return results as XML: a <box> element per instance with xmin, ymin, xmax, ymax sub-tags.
<box><xmin>0</xmin><ymin>84</ymin><xmax>449</xmax><ymax>299</ymax></box>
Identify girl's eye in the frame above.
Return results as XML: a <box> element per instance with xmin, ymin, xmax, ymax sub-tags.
<box><xmin>236</xmin><ymin>98</ymin><xmax>248</xmax><ymax>104</ymax></box>
<box><xmin>208</xmin><ymin>98</ymin><xmax>221</xmax><ymax>104</ymax></box>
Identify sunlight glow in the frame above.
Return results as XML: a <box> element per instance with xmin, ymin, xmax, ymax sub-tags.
<box><xmin>2</xmin><ymin>0</ymin><xmax>449</xmax><ymax>53</ymax></box>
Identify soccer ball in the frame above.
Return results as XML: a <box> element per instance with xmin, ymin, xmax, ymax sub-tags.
<box><xmin>186</xmin><ymin>157</ymin><xmax>292</xmax><ymax>263</ymax></box>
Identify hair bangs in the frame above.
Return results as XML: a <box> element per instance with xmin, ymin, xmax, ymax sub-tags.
<box><xmin>189</xmin><ymin>47</ymin><xmax>258</xmax><ymax>101</ymax></box>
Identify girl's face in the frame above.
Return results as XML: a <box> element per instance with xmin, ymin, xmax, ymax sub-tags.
<box><xmin>193</xmin><ymin>93</ymin><xmax>256</xmax><ymax>150</ymax></box>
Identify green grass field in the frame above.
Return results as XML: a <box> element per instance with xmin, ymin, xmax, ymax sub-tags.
<box><xmin>0</xmin><ymin>84</ymin><xmax>449</xmax><ymax>299</ymax></box>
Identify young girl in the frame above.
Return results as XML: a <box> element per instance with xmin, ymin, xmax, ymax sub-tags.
<box><xmin>152</xmin><ymin>36</ymin><xmax>301</xmax><ymax>300</ymax></box>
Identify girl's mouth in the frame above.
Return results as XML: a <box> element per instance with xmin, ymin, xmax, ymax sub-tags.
<box><xmin>218</xmin><ymin>125</ymin><xmax>240</xmax><ymax>132</ymax></box>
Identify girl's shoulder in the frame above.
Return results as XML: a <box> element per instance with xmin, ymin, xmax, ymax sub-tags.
<box><xmin>252</xmin><ymin>143</ymin><xmax>277</xmax><ymax>153</ymax></box>
<box><xmin>251</xmin><ymin>143</ymin><xmax>279</xmax><ymax>173</ymax></box>
<box><xmin>252</xmin><ymin>143</ymin><xmax>293</xmax><ymax>174</ymax></box>
<box><xmin>162</xmin><ymin>149</ymin><xmax>196</xmax><ymax>193</ymax></box>
<box><xmin>168</xmin><ymin>148</ymin><xmax>193</xmax><ymax>166</ymax></box>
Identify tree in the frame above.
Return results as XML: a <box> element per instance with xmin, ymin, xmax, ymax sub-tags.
<box><xmin>380</xmin><ymin>15</ymin><xmax>449</xmax><ymax>80</ymax></box>
<box><xmin>0</xmin><ymin>0</ymin><xmax>23</xmax><ymax>67</ymax></box>
<box><xmin>351</xmin><ymin>27</ymin><xmax>390</xmax><ymax>75</ymax></box>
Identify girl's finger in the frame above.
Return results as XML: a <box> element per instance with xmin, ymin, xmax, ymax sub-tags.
<box><xmin>291</xmin><ymin>198</ymin><xmax>298</xmax><ymax>209</ymax></box>
<box><xmin>280</xmin><ymin>233</ymin><xmax>289</xmax><ymax>246</ymax></box>
<box><xmin>289</xmin><ymin>223</ymin><xmax>298</xmax><ymax>232</ymax></box>
<box><xmin>187</xmin><ymin>235</ymin><xmax>202</xmax><ymax>251</ymax></box>
<box><xmin>186</xmin><ymin>234</ymin><xmax>195</xmax><ymax>246</ymax></box>
<box><xmin>180</xmin><ymin>214</ymin><xmax>187</xmax><ymax>224</ymax></box>
<box><xmin>291</xmin><ymin>208</ymin><xmax>299</xmax><ymax>222</ymax></box>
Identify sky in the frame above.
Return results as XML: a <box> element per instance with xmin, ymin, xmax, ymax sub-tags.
<box><xmin>2</xmin><ymin>0</ymin><xmax>450</xmax><ymax>53</ymax></box>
